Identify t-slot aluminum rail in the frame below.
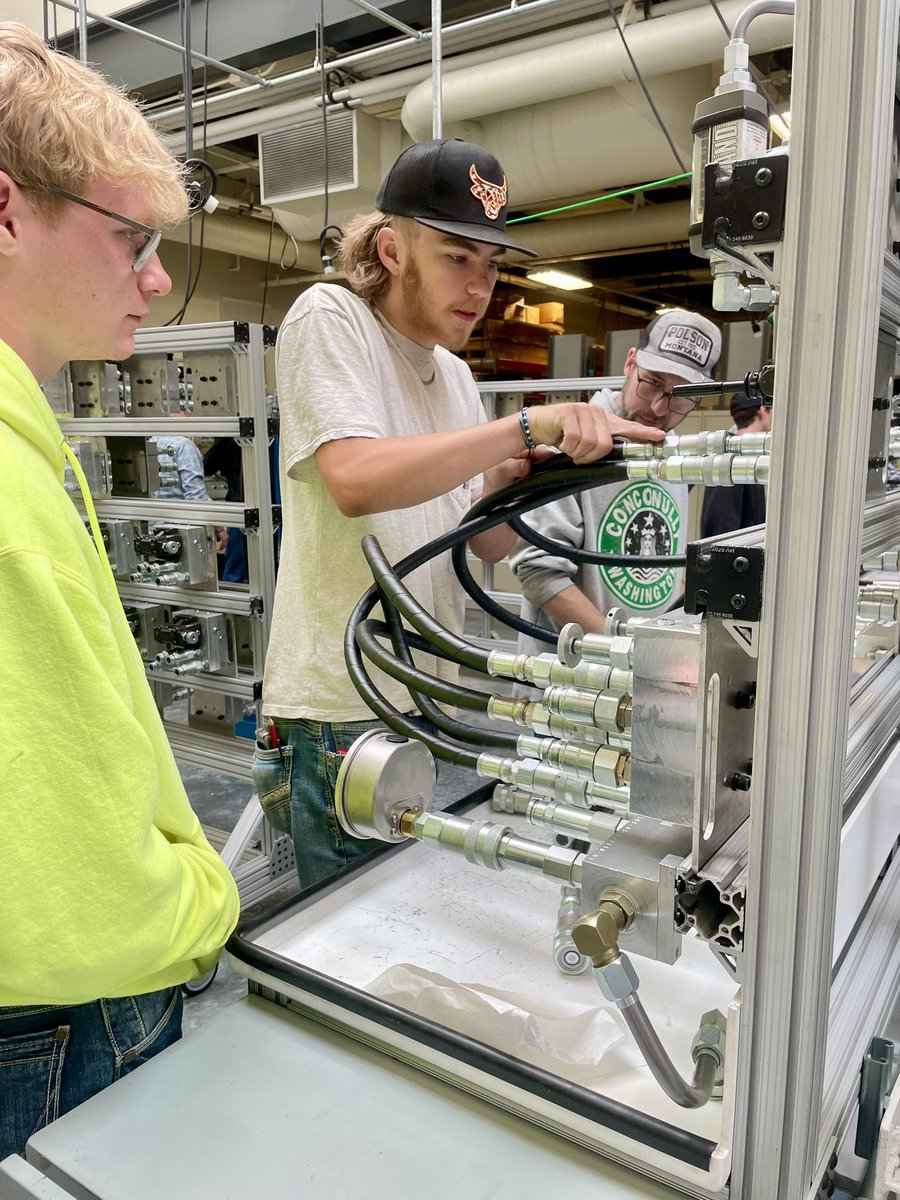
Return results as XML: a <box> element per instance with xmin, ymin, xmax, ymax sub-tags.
<box><xmin>729</xmin><ymin>3</ymin><xmax>900</xmax><ymax>1197</ymax></box>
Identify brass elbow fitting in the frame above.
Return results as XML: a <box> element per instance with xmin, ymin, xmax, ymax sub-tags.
<box><xmin>570</xmin><ymin>889</ymin><xmax>636</xmax><ymax>969</ymax></box>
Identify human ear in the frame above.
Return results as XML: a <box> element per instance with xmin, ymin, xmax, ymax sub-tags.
<box><xmin>375</xmin><ymin>226</ymin><xmax>402</xmax><ymax>278</ymax></box>
<box><xmin>0</xmin><ymin>174</ymin><xmax>24</xmax><ymax>259</ymax></box>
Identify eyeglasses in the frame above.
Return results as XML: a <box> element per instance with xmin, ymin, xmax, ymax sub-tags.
<box><xmin>635</xmin><ymin>371</ymin><xmax>699</xmax><ymax>416</ymax></box>
<box><xmin>47</xmin><ymin>186</ymin><xmax>162</xmax><ymax>272</ymax></box>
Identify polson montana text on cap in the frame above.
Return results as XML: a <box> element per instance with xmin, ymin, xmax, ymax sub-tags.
<box><xmin>636</xmin><ymin>309</ymin><xmax>722</xmax><ymax>386</ymax></box>
<box><xmin>376</xmin><ymin>138</ymin><xmax>537</xmax><ymax>258</ymax></box>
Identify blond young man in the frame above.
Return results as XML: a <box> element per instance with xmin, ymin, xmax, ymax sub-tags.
<box><xmin>0</xmin><ymin>24</ymin><xmax>239</xmax><ymax>1157</ymax></box>
<box><xmin>259</xmin><ymin>138</ymin><xmax>663</xmax><ymax>890</ymax></box>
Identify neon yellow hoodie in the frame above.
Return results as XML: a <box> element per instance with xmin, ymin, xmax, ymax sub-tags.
<box><xmin>0</xmin><ymin>339</ymin><xmax>240</xmax><ymax>1005</ymax></box>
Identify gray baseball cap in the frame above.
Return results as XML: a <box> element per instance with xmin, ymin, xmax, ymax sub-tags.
<box><xmin>636</xmin><ymin>309</ymin><xmax>722</xmax><ymax>385</ymax></box>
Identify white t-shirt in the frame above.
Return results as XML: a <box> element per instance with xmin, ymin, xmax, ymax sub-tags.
<box><xmin>264</xmin><ymin>284</ymin><xmax>486</xmax><ymax>721</ymax></box>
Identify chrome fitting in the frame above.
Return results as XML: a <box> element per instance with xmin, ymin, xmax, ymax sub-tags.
<box><xmin>691</xmin><ymin>1009</ymin><xmax>728</xmax><ymax>1071</ymax></box>
<box><xmin>593</xmin><ymin>954</ymin><xmax>640</xmax><ymax>1006</ymax></box>
<box><xmin>486</xmin><ymin>694</ymin><xmax>531</xmax><ymax>726</ymax></box>
<box><xmin>486</xmin><ymin>649</ymin><xmax>532</xmax><ymax>680</ymax></box>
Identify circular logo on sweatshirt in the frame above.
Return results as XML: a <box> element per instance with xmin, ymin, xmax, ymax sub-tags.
<box><xmin>596</xmin><ymin>481</ymin><xmax>681</xmax><ymax>610</ymax></box>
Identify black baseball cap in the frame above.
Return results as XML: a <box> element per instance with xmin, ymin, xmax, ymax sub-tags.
<box><xmin>731</xmin><ymin>390</ymin><xmax>771</xmax><ymax>416</ymax></box>
<box><xmin>376</xmin><ymin>138</ymin><xmax>537</xmax><ymax>257</ymax></box>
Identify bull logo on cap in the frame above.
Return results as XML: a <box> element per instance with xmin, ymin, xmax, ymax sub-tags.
<box><xmin>469</xmin><ymin>164</ymin><xmax>507</xmax><ymax>220</ymax></box>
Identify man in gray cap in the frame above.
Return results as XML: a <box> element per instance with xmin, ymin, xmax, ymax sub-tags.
<box><xmin>259</xmin><ymin>138</ymin><xmax>663</xmax><ymax>889</ymax></box>
<box><xmin>511</xmin><ymin>309</ymin><xmax>722</xmax><ymax>647</ymax></box>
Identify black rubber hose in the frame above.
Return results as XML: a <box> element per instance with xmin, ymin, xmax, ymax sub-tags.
<box><xmin>452</xmin><ymin>537</ymin><xmax>556</xmax><ymax>646</ymax></box>
<box><xmin>375</xmin><ymin>602</ymin><xmax>518</xmax><ymax>752</ymax></box>
<box><xmin>507</xmin><ymin>511</ymin><xmax>685</xmax><ymax>569</ymax></box>
<box><xmin>343</xmin><ymin>618</ymin><xmax>480</xmax><ymax>767</ymax></box>
<box><xmin>344</xmin><ymin>452</ymin><xmax>652</xmax><ymax>723</ymax></box>
<box><xmin>356</xmin><ymin>465</ymin><xmax>633</xmax><ymax>674</ymax></box>
<box><xmin>362</xmin><ymin>535</ymin><xmax>490</xmax><ymax>673</ymax></box>
<box><xmin>345</xmin><ymin>492</ymin><xmax>551</xmax><ymax>754</ymax></box>
<box><xmin>356</xmin><ymin>620</ymin><xmax>491</xmax><ymax>711</ymax></box>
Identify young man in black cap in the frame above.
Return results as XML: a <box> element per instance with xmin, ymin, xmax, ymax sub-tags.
<box><xmin>259</xmin><ymin>138</ymin><xmax>663</xmax><ymax>889</ymax></box>
<box><xmin>700</xmin><ymin>389</ymin><xmax>771</xmax><ymax>537</ymax></box>
<box><xmin>511</xmin><ymin>309</ymin><xmax>722</xmax><ymax>646</ymax></box>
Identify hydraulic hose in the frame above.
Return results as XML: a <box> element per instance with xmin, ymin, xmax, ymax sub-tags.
<box><xmin>344</xmin><ymin>618</ymin><xmax>481</xmax><ymax>767</ymax></box>
<box><xmin>506</xmin><ymin>511</ymin><xmax>685</xmax><ymax>569</ymax></box>
<box><xmin>356</xmin><ymin>619</ymin><xmax>492</xmax><ymax>711</ymax></box>
<box><xmin>449</xmin><ymin>460</ymin><xmax>682</xmax><ymax>645</ymax></box>
<box><xmin>620</xmin><ymin>997</ymin><xmax>718</xmax><ymax>1109</ymax></box>
<box><xmin>345</xmin><ymin>448</ymin><xmax>669</xmax><ymax>725</ymax></box>
<box><xmin>347</xmin><ymin>495</ymin><xmax>537</xmax><ymax>765</ymax></box>
<box><xmin>376</xmin><ymin>598</ymin><xmax>519</xmax><ymax>752</ymax></box>
<box><xmin>363</xmin><ymin>535</ymin><xmax>491</xmax><ymax>673</ymax></box>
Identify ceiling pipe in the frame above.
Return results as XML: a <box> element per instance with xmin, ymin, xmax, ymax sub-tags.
<box><xmin>475</xmin><ymin>70</ymin><xmax>707</xmax><ymax>205</ymax></box>
<box><xmin>163</xmin><ymin>63</ymin><xmax>433</xmax><ymax>155</ymax></box>
<box><xmin>163</xmin><ymin>209</ymin><xmax>322</xmax><ymax>271</ymax></box>
<box><xmin>164</xmin><ymin>0</ymin><xmax>706</xmax><ymax>153</ymax></box>
<box><xmin>401</xmin><ymin>0</ymin><xmax>793</xmax><ymax>140</ymax></box>
<box><xmin>150</xmin><ymin>0</ymin><xmax>604</xmax><ymax>130</ymax></box>
<box><xmin>517</xmin><ymin>199</ymin><xmax>690</xmax><ymax>259</ymax></box>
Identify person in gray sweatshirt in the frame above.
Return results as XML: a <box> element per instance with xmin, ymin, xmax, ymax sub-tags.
<box><xmin>510</xmin><ymin>309</ymin><xmax>722</xmax><ymax>653</ymax></box>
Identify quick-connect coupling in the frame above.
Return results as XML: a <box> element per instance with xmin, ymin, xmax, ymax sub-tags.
<box><xmin>556</xmin><ymin>624</ymin><xmax>632</xmax><ymax>671</ymax></box>
<box><xmin>858</xmin><ymin>583</ymin><xmax>900</xmax><ymax>622</ymax></box>
<box><xmin>490</xmin><ymin>786</ymin><xmax>620</xmax><ymax>844</ymax></box>
<box><xmin>154</xmin><ymin>570</ymin><xmax>190</xmax><ymax>587</ymax></box>
<box><xmin>543</xmin><ymin>685</ymin><xmax>632</xmax><ymax>732</ymax></box>
<box><xmin>148</xmin><ymin>649</ymin><xmax>203</xmax><ymax>673</ymax></box>
<box><xmin>863</xmin><ymin>550</ymin><xmax>900</xmax><ymax>572</ymax></box>
<box><xmin>529</xmin><ymin>705</ymin><xmax>631</xmax><ymax>747</ymax></box>
<box><xmin>731</xmin><ymin>454</ymin><xmax>769</xmax><ymax>485</ymax></box>
<box><xmin>476</xmin><ymin>753</ymin><xmax>630</xmax><ymax>812</ymax></box>
<box><xmin>516</xmin><ymin>734</ymin><xmax>631</xmax><ymax>788</ymax></box>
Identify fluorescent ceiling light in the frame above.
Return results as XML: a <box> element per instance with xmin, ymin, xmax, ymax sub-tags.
<box><xmin>769</xmin><ymin>109</ymin><xmax>791</xmax><ymax>142</ymax></box>
<box><xmin>526</xmin><ymin>268</ymin><xmax>592</xmax><ymax>292</ymax></box>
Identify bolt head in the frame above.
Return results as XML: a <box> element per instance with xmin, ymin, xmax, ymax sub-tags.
<box><xmin>733</xmin><ymin>556</ymin><xmax>749</xmax><ymax>573</ymax></box>
<box><xmin>731</xmin><ymin>593</ymin><xmax>747</xmax><ymax>611</ymax></box>
<box><xmin>755</xmin><ymin>167</ymin><xmax>773</xmax><ymax>186</ymax></box>
<box><xmin>752</xmin><ymin>211</ymin><xmax>770</xmax><ymax>230</ymax></box>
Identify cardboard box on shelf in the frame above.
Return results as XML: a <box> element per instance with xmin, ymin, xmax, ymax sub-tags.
<box><xmin>538</xmin><ymin>302</ymin><xmax>565</xmax><ymax>326</ymax></box>
<box><xmin>492</xmin><ymin>342</ymin><xmax>548</xmax><ymax>365</ymax></box>
<box><xmin>482</xmin><ymin>318</ymin><xmax>551</xmax><ymax>346</ymax></box>
<box><xmin>503</xmin><ymin>298</ymin><xmax>540</xmax><ymax>324</ymax></box>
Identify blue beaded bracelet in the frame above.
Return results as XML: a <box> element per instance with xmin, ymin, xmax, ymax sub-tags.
<box><xmin>519</xmin><ymin>406</ymin><xmax>536</xmax><ymax>451</ymax></box>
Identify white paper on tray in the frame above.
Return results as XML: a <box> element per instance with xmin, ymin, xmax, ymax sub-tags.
<box><xmin>366</xmin><ymin>962</ymin><xmax>625</xmax><ymax>1082</ymax></box>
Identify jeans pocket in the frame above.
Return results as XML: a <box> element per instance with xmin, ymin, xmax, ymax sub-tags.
<box><xmin>0</xmin><ymin>1024</ymin><xmax>69</xmax><ymax>1156</ymax></box>
<box><xmin>103</xmin><ymin>988</ymin><xmax>182</xmax><ymax>1082</ymax></box>
<box><xmin>251</xmin><ymin>744</ymin><xmax>294</xmax><ymax>836</ymax></box>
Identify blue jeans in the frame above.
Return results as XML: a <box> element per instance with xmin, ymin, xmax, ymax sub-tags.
<box><xmin>0</xmin><ymin>987</ymin><xmax>182</xmax><ymax>1159</ymax></box>
<box><xmin>253</xmin><ymin>717</ymin><xmax>384</xmax><ymax>891</ymax></box>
